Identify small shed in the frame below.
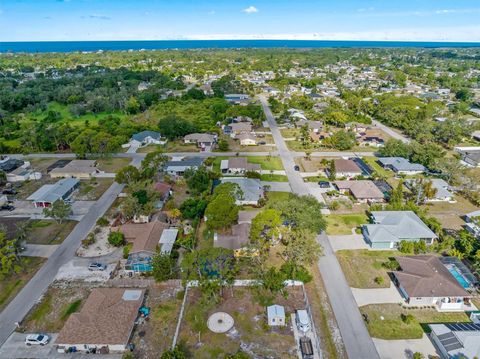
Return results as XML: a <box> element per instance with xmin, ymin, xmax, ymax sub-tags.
<box><xmin>267</xmin><ymin>305</ymin><xmax>285</xmax><ymax>327</ymax></box>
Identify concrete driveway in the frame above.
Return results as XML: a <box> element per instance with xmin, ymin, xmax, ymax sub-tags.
<box><xmin>373</xmin><ymin>334</ymin><xmax>437</xmax><ymax>359</ymax></box>
<box><xmin>55</xmin><ymin>258</ymin><xmax>116</xmax><ymax>282</ymax></box>
<box><xmin>351</xmin><ymin>282</ymin><xmax>404</xmax><ymax>307</ymax></box>
<box><xmin>328</xmin><ymin>234</ymin><xmax>369</xmax><ymax>252</ymax></box>
<box><xmin>0</xmin><ymin>332</ymin><xmax>58</xmax><ymax>359</ymax></box>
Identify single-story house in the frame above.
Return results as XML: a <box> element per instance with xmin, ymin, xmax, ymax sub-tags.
<box><xmin>183</xmin><ymin>133</ymin><xmax>217</xmax><ymax>149</ymax></box>
<box><xmin>0</xmin><ymin>157</ymin><xmax>41</xmax><ymax>182</ymax></box>
<box><xmin>237</xmin><ymin>133</ymin><xmax>257</xmax><ymax>146</ymax></box>
<box><xmin>359</xmin><ymin>133</ymin><xmax>385</xmax><ymax>147</ymax></box>
<box><xmin>393</xmin><ymin>255</ymin><xmax>472</xmax><ymax>311</ymax></box>
<box><xmin>309</xmin><ymin>131</ymin><xmax>330</xmax><ymax>143</ymax></box>
<box><xmin>220</xmin><ymin>177</ymin><xmax>264</xmax><ymax>206</ymax></box>
<box><xmin>429</xmin><ymin>322</ymin><xmax>480</xmax><ymax>359</ymax></box>
<box><xmin>405</xmin><ymin>178</ymin><xmax>454</xmax><ymax>202</ymax></box>
<box><xmin>27</xmin><ymin>178</ymin><xmax>79</xmax><ymax>208</ymax></box>
<box><xmin>295</xmin><ymin>120</ymin><xmax>323</xmax><ymax>133</ymax></box>
<box><xmin>225</xmin><ymin>93</ymin><xmax>250</xmax><ymax>104</ymax></box>
<box><xmin>50</xmin><ymin>160</ymin><xmax>100</xmax><ymax>179</ymax></box>
<box><xmin>377</xmin><ymin>157</ymin><xmax>426</xmax><ymax>175</ymax></box>
<box><xmin>327</xmin><ymin>159</ymin><xmax>363</xmax><ymax>179</ymax></box>
<box><xmin>165</xmin><ymin>157</ymin><xmax>204</xmax><ymax>176</ymax></box>
<box><xmin>455</xmin><ymin>147</ymin><xmax>480</xmax><ymax>167</ymax></box>
<box><xmin>159</xmin><ymin>228</ymin><xmax>179</xmax><ymax>255</ymax></box>
<box><xmin>154</xmin><ymin>182</ymin><xmax>172</xmax><ymax>201</ymax></box>
<box><xmin>55</xmin><ymin>288</ymin><xmax>144</xmax><ymax>353</ymax></box>
<box><xmin>214</xmin><ymin>223</ymin><xmax>250</xmax><ymax>250</ymax></box>
<box><xmin>464</xmin><ymin>210</ymin><xmax>480</xmax><ymax>239</ymax></box>
<box><xmin>230</xmin><ymin>122</ymin><xmax>253</xmax><ymax>135</ymax></box>
<box><xmin>267</xmin><ymin>305</ymin><xmax>285</xmax><ymax>327</ymax></box>
<box><xmin>123</xmin><ymin>130</ymin><xmax>164</xmax><ymax>149</ymax></box>
<box><xmin>334</xmin><ymin>180</ymin><xmax>385</xmax><ymax>202</ymax></box>
<box><xmin>113</xmin><ymin>220</ymin><xmax>170</xmax><ymax>273</ymax></box>
<box><xmin>362</xmin><ymin>211</ymin><xmax>437</xmax><ymax>249</ymax></box>
<box><xmin>220</xmin><ymin>157</ymin><xmax>261</xmax><ymax>175</ymax></box>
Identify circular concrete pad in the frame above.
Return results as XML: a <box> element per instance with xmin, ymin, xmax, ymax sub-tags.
<box><xmin>207</xmin><ymin>312</ymin><xmax>234</xmax><ymax>333</ymax></box>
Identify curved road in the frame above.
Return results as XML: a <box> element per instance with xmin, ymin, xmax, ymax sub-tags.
<box><xmin>259</xmin><ymin>95</ymin><xmax>380</xmax><ymax>359</ymax></box>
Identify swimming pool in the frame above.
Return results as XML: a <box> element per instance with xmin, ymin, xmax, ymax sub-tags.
<box><xmin>447</xmin><ymin>265</ymin><xmax>471</xmax><ymax>289</ymax></box>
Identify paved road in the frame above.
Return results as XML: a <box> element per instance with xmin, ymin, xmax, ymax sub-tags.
<box><xmin>259</xmin><ymin>95</ymin><xmax>379</xmax><ymax>359</ymax></box>
<box><xmin>0</xmin><ymin>182</ymin><xmax>124</xmax><ymax>347</ymax></box>
<box><xmin>372</xmin><ymin>120</ymin><xmax>410</xmax><ymax>144</ymax></box>
<box><xmin>318</xmin><ymin>233</ymin><xmax>379</xmax><ymax>359</ymax></box>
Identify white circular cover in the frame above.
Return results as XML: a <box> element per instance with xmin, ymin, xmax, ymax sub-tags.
<box><xmin>207</xmin><ymin>312</ymin><xmax>234</xmax><ymax>333</ymax></box>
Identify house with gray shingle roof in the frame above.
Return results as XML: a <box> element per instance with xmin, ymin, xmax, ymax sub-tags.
<box><xmin>123</xmin><ymin>130</ymin><xmax>165</xmax><ymax>149</ymax></box>
<box><xmin>220</xmin><ymin>177</ymin><xmax>264</xmax><ymax>205</ymax></box>
<box><xmin>377</xmin><ymin>157</ymin><xmax>426</xmax><ymax>175</ymax></box>
<box><xmin>362</xmin><ymin>211</ymin><xmax>437</xmax><ymax>249</ymax></box>
<box><xmin>165</xmin><ymin>157</ymin><xmax>204</xmax><ymax>176</ymax></box>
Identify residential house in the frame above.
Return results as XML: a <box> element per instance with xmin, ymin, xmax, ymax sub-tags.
<box><xmin>27</xmin><ymin>178</ymin><xmax>79</xmax><ymax>208</ymax></box>
<box><xmin>377</xmin><ymin>157</ymin><xmax>426</xmax><ymax>175</ymax></box>
<box><xmin>309</xmin><ymin>131</ymin><xmax>330</xmax><ymax>143</ymax></box>
<box><xmin>123</xmin><ymin>130</ymin><xmax>164</xmax><ymax>149</ymax></box>
<box><xmin>429</xmin><ymin>323</ymin><xmax>480</xmax><ymax>359</ymax></box>
<box><xmin>165</xmin><ymin>157</ymin><xmax>204</xmax><ymax>176</ymax></box>
<box><xmin>362</xmin><ymin>211</ymin><xmax>437</xmax><ymax>249</ymax></box>
<box><xmin>225</xmin><ymin>94</ymin><xmax>250</xmax><ymax>105</ymax></box>
<box><xmin>55</xmin><ymin>288</ymin><xmax>144</xmax><ymax>353</ymax></box>
<box><xmin>183</xmin><ymin>133</ymin><xmax>216</xmax><ymax>150</ymax></box>
<box><xmin>296</xmin><ymin>120</ymin><xmax>323</xmax><ymax>133</ymax></box>
<box><xmin>393</xmin><ymin>255</ymin><xmax>472</xmax><ymax>311</ymax></box>
<box><xmin>237</xmin><ymin>133</ymin><xmax>257</xmax><ymax>146</ymax></box>
<box><xmin>267</xmin><ymin>305</ymin><xmax>285</xmax><ymax>327</ymax></box>
<box><xmin>0</xmin><ymin>157</ymin><xmax>41</xmax><ymax>182</ymax></box>
<box><xmin>405</xmin><ymin>178</ymin><xmax>454</xmax><ymax>202</ymax></box>
<box><xmin>464</xmin><ymin>210</ymin><xmax>480</xmax><ymax>239</ymax></box>
<box><xmin>327</xmin><ymin>159</ymin><xmax>363</xmax><ymax>179</ymax></box>
<box><xmin>113</xmin><ymin>220</ymin><xmax>170</xmax><ymax>273</ymax></box>
<box><xmin>214</xmin><ymin>223</ymin><xmax>251</xmax><ymax>250</ymax></box>
<box><xmin>49</xmin><ymin>160</ymin><xmax>100</xmax><ymax>179</ymax></box>
<box><xmin>334</xmin><ymin>180</ymin><xmax>385</xmax><ymax>203</ymax></box>
<box><xmin>220</xmin><ymin>157</ymin><xmax>261</xmax><ymax>175</ymax></box>
<box><xmin>455</xmin><ymin>147</ymin><xmax>480</xmax><ymax>167</ymax></box>
<box><xmin>229</xmin><ymin>122</ymin><xmax>253</xmax><ymax>136</ymax></box>
<box><xmin>220</xmin><ymin>178</ymin><xmax>264</xmax><ymax>205</ymax></box>
<box><xmin>472</xmin><ymin>130</ymin><xmax>480</xmax><ymax>142</ymax></box>
<box><xmin>159</xmin><ymin>228</ymin><xmax>179</xmax><ymax>255</ymax></box>
<box><xmin>154</xmin><ymin>182</ymin><xmax>172</xmax><ymax>201</ymax></box>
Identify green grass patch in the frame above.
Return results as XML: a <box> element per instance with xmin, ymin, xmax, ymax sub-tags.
<box><xmin>266</xmin><ymin>191</ymin><xmax>291</xmax><ymax>206</ymax></box>
<box><xmin>325</xmin><ymin>213</ymin><xmax>368</xmax><ymax>235</ymax></box>
<box><xmin>362</xmin><ymin>157</ymin><xmax>392</xmax><ymax>179</ymax></box>
<box><xmin>0</xmin><ymin>280</ymin><xmax>22</xmax><ymax>308</ymax></box>
<box><xmin>29</xmin><ymin>220</ymin><xmax>52</xmax><ymax>229</ymax></box>
<box><xmin>246</xmin><ymin>156</ymin><xmax>284</xmax><ymax>171</ymax></box>
<box><xmin>304</xmin><ymin>176</ymin><xmax>330</xmax><ymax>183</ymax></box>
<box><xmin>29</xmin><ymin>293</ymin><xmax>53</xmax><ymax>323</ymax></box>
<box><xmin>61</xmin><ymin>299</ymin><xmax>82</xmax><ymax>320</ymax></box>
<box><xmin>260</xmin><ymin>174</ymin><xmax>289</xmax><ymax>182</ymax></box>
<box><xmin>360</xmin><ymin>303</ymin><xmax>471</xmax><ymax>339</ymax></box>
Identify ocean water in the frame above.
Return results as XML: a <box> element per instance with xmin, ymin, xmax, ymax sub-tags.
<box><xmin>1</xmin><ymin>40</ymin><xmax>480</xmax><ymax>53</ymax></box>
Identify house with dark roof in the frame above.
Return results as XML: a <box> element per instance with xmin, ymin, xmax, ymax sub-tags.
<box><xmin>429</xmin><ymin>322</ymin><xmax>480</xmax><ymax>359</ymax></box>
<box><xmin>377</xmin><ymin>157</ymin><xmax>426</xmax><ymax>175</ymax></box>
<box><xmin>392</xmin><ymin>255</ymin><xmax>473</xmax><ymax>311</ymax></box>
<box><xmin>55</xmin><ymin>288</ymin><xmax>144</xmax><ymax>353</ymax></box>
<box><xmin>362</xmin><ymin>211</ymin><xmax>437</xmax><ymax>249</ymax></box>
<box><xmin>165</xmin><ymin>157</ymin><xmax>204</xmax><ymax>176</ymax></box>
<box><xmin>123</xmin><ymin>130</ymin><xmax>165</xmax><ymax>149</ymax></box>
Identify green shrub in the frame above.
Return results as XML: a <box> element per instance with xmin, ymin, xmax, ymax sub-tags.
<box><xmin>108</xmin><ymin>231</ymin><xmax>125</xmax><ymax>247</ymax></box>
<box><xmin>81</xmin><ymin>233</ymin><xmax>95</xmax><ymax>248</ymax></box>
<box><xmin>374</xmin><ymin>276</ymin><xmax>384</xmax><ymax>285</ymax></box>
<box><xmin>401</xmin><ymin>313</ymin><xmax>415</xmax><ymax>324</ymax></box>
<box><xmin>96</xmin><ymin>217</ymin><xmax>109</xmax><ymax>226</ymax></box>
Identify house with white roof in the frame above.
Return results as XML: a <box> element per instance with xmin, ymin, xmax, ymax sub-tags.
<box><xmin>377</xmin><ymin>157</ymin><xmax>426</xmax><ymax>175</ymax></box>
<box><xmin>429</xmin><ymin>322</ymin><xmax>480</xmax><ymax>359</ymax></box>
<box><xmin>220</xmin><ymin>178</ymin><xmax>264</xmax><ymax>206</ymax></box>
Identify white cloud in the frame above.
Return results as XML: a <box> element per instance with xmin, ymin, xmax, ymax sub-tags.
<box><xmin>242</xmin><ymin>6</ymin><xmax>258</xmax><ymax>14</ymax></box>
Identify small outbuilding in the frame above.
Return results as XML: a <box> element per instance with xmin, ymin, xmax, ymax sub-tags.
<box><xmin>267</xmin><ymin>304</ymin><xmax>285</xmax><ymax>327</ymax></box>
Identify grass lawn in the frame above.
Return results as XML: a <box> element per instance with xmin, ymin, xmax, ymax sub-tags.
<box><xmin>362</xmin><ymin>157</ymin><xmax>392</xmax><ymax>178</ymax></box>
<box><xmin>304</xmin><ymin>176</ymin><xmax>330</xmax><ymax>182</ymax></box>
<box><xmin>265</xmin><ymin>191</ymin><xmax>291</xmax><ymax>206</ymax></box>
<box><xmin>422</xmin><ymin>196</ymin><xmax>480</xmax><ymax>230</ymax></box>
<box><xmin>260</xmin><ymin>174</ymin><xmax>289</xmax><ymax>182</ymax></box>
<box><xmin>22</xmin><ymin>286</ymin><xmax>90</xmax><ymax>332</ymax></box>
<box><xmin>138</xmin><ymin>141</ymin><xmax>199</xmax><ymax>153</ymax></box>
<box><xmin>325</xmin><ymin>213</ymin><xmax>368</xmax><ymax>235</ymax></box>
<box><xmin>280</xmin><ymin>128</ymin><xmax>299</xmax><ymax>138</ymax></box>
<box><xmin>360</xmin><ymin>303</ymin><xmax>471</xmax><ymax>340</ymax></box>
<box><xmin>15</xmin><ymin>179</ymin><xmax>56</xmax><ymax>200</ymax></box>
<box><xmin>95</xmin><ymin>157</ymin><xmax>131</xmax><ymax>172</ymax></box>
<box><xmin>0</xmin><ymin>257</ymin><xmax>46</xmax><ymax>312</ymax></box>
<box><xmin>27</xmin><ymin>219</ymin><xmax>77</xmax><ymax>245</ymax></box>
<box><xmin>336</xmin><ymin>249</ymin><xmax>400</xmax><ymax>289</ymax></box>
<box><xmin>77</xmin><ymin>178</ymin><xmax>114</xmax><ymax>200</ymax></box>
<box><xmin>211</xmin><ymin>156</ymin><xmax>284</xmax><ymax>172</ymax></box>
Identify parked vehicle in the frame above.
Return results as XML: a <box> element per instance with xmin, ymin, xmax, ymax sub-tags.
<box><xmin>258</xmin><ymin>141</ymin><xmax>267</xmax><ymax>145</ymax></box>
<box><xmin>294</xmin><ymin>165</ymin><xmax>300</xmax><ymax>171</ymax></box>
<box><xmin>0</xmin><ymin>204</ymin><xmax>14</xmax><ymax>211</ymax></box>
<box><xmin>1</xmin><ymin>188</ymin><xmax>16</xmax><ymax>195</ymax></box>
<box><xmin>318</xmin><ymin>181</ymin><xmax>330</xmax><ymax>188</ymax></box>
<box><xmin>25</xmin><ymin>334</ymin><xmax>50</xmax><ymax>346</ymax></box>
<box><xmin>88</xmin><ymin>262</ymin><xmax>106</xmax><ymax>271</ymax></box>
<box><xmin>295</xmin><ymin>309</ymin><xmax>311</xmax><ymax>333</ymax></box>
<box><xmin>299</xmin><ymin>337</ymin><xmax>314</xmax><ymax>359</ymax></box>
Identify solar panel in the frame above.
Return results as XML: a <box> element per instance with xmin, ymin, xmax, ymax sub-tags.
<box><xmin>445</xmin><ymin>322</ymin><xmax>480</xmax><ymax>331</ymax></box>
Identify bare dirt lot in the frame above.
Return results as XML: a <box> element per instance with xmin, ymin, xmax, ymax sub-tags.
<box><xmin>178</xmin><ymin>286</ymin><xmax>304</xmax><ymax>359</ymax></box>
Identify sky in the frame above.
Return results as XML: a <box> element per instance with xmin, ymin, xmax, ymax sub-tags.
<box><xmin>1</xmin><ymin>0</ymin><xmax>480</xmax><ymax>42</ymax></box>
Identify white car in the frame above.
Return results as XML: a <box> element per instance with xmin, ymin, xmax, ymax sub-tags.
<box><xmin>25</xmin><ymin>334</ymin><xmax>50</xmax><ymax>346</ymax></box>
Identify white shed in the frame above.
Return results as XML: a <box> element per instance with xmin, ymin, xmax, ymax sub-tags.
<box><xmin>267</xmin><ymin>304</ymin><xmax>285</xmax><ymax>327</ymax></box>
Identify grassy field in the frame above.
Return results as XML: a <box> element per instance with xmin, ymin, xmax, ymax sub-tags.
<box><xmin>325</xmin><ymin>213</ymin><xmax>368</xmax><ymax>235</ymax></box>
<box><xmin>422</xmin><ymin>196</ymin><xmax>480</xmax><ymax>230</ymax></box>
<box><xmin>77</xmin><ymin>178</ymin><xmax>114</xmax><ymax>200</ymax></box>
<box><xmin>336</xmin><ymin>249</ymin><xmax>400</xmax><ymax>289</ymax></box>
<box><xmin>265</xmin><ymin>191</ymin><xmax>291</xmax><ymax>206</ymax></box>
<box><xmin>362</xmin><ymin>157</ymin><xmax>392</xmax><ymax>178</ymax></box>
<box><xmin>260</xmin><ymin>174</ymin><xmax>289</xmax><ymax>182</ymax></box>
<box><xmin>22</xmin><ymin>286</ymin><xmax>90</xmax><ymax>332</ymax></box>
<box><xmin>0</xmin><ymin>257</ymin><xmax>46</xmax><ymax>312</ymax></box>
<box><xmin>27</xmin><ymin>219</ymin><xmax>77</xmax><ymax>245</ymax></box>
<box><xmin>95</xmin><ymin>157</ymin><xmax>131</xmax><ymax>172</ymax></box>
<box><xmin>212</xmin><ymin>156</ymin><xmax>284</xmax><ymax>172</ymax></box>
<box><xmin>360</xmin><ymin>303</ymin><xmax>471</xmax><ymax>339</ymax></box>
<box><xmin>280</xmin><ymin>128</ymin><xmax>299</xmax><ymax>138</ymax></box>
